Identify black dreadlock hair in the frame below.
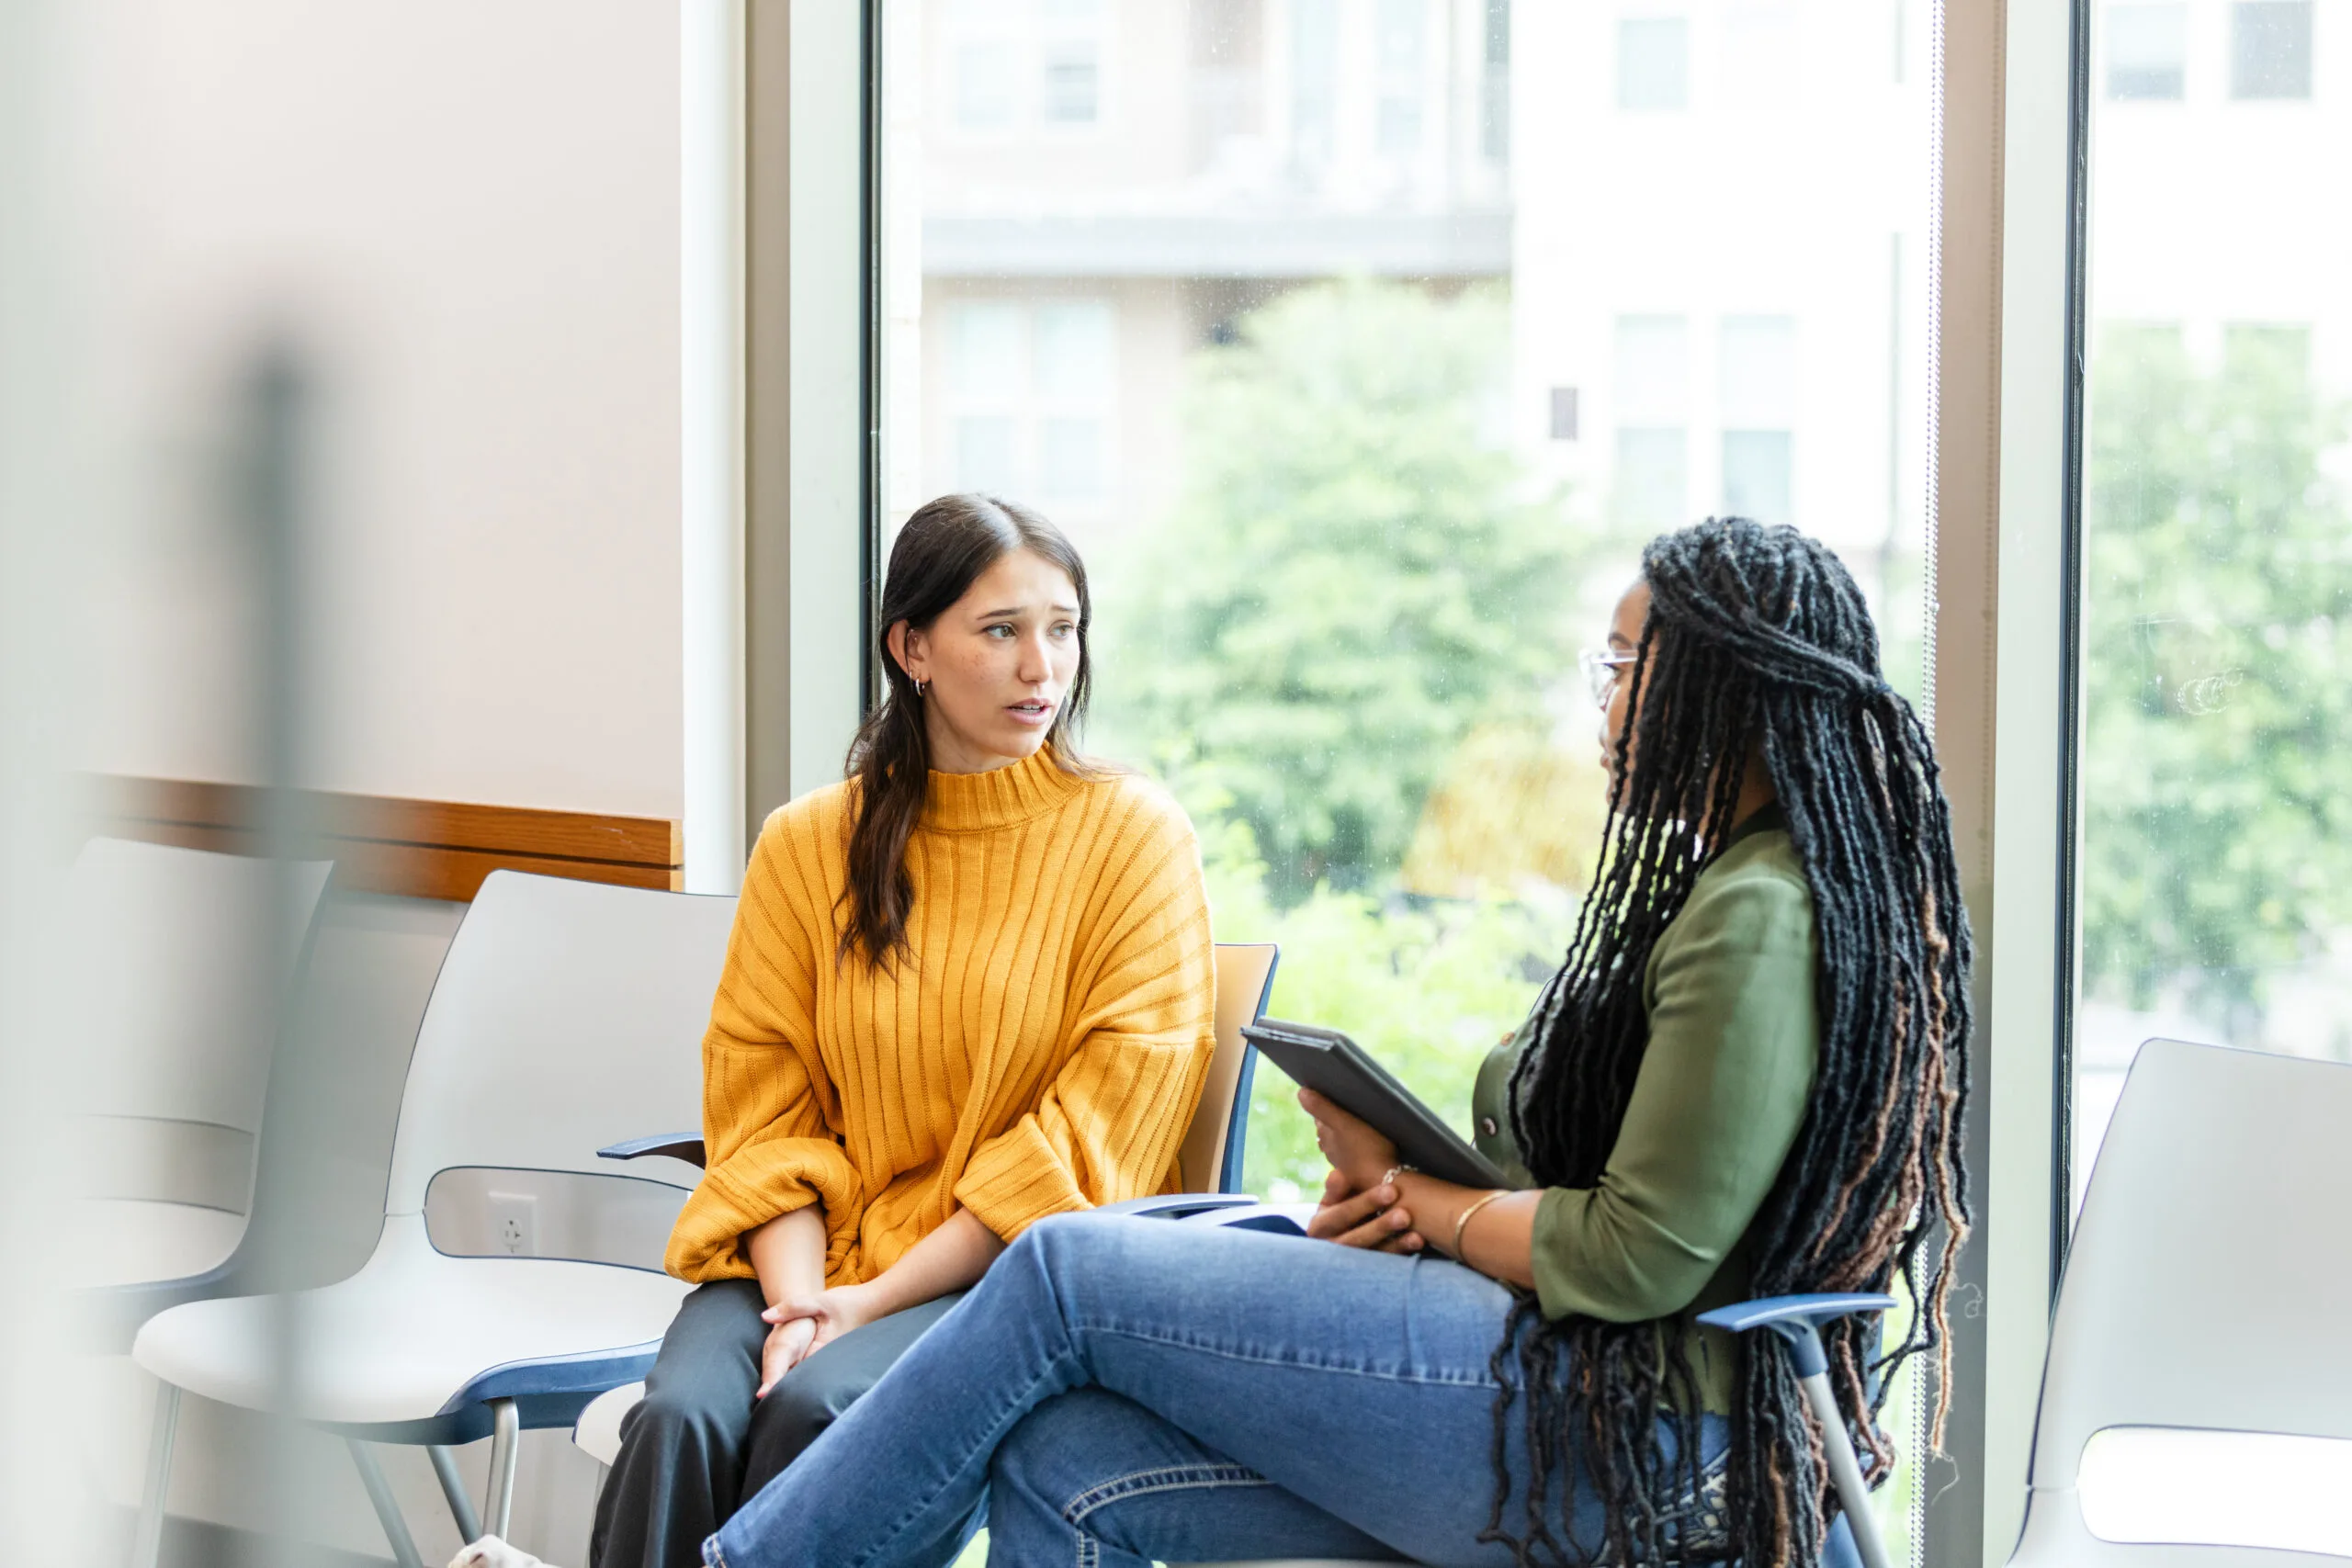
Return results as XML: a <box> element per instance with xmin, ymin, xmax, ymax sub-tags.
<box><xmin>1490</xmin><ymin>518</ymin><xmax>1973</xmax><ymax>1568</ymax></box>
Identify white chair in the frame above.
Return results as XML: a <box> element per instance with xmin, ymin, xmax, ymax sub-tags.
<box><xmin>570</xmin><ymin>942</ymin><xmax>1283</xmax><ymax>1468</ymax></box>
<box><xmin>68</xmin><ymin>838</ymin><xmax>335</xmax><ymax>1341</ymax></box>
<box><xmin>130</xmin><ymin>870</ymin><xmax>736</xmax><ymax>1568</ymax></box>
<box><xmin>2007</xmin><ymin>1037</ymin><xmax>2352</xmax><ymax>1565</ymax></box>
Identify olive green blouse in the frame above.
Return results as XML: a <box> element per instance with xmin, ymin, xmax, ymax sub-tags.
<box><xmin>1470</xmin><ymin>806</ymin><xmax>1818</xmax><ymax>1412</ymax></box>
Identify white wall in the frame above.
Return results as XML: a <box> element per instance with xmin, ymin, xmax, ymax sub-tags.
<box><xmin>74</xmin><ymin>0</ymin><xmax>684</xmax><ymax>820</ymax></box>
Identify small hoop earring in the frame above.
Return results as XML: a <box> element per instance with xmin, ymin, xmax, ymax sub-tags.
<box><xmin>912</xmin><ymin>677</ymin><xmax>927</xmax><ymax>699</ymax></box>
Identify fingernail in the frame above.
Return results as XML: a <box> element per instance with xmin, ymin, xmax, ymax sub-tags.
<box><xmin>1390</xmin><ymin>1210</ymin><xmax>1409</xmax><ymax>1227</ymax></box>
<box><xmin>1404</xmin><ymin>1235</ymin><xmax>1424</xmax><ymax>1251</ymax></box>
<box><xmin>1375</xmin><ymin>1185</ymin><xmax>1396</xmax><ymax>1202</ymax></box>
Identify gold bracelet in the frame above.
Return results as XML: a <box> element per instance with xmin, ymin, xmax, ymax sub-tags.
<box><xmin>1451</xmin><ymin>1189</ymin><xmax>1510</xmax><ymax>1259</ymax></box>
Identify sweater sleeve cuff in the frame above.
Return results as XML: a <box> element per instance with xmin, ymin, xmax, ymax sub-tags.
<box><xmin>953</xmin><ymin>1118</ymin><xmax>1089</xmax><ymax>1243</ymax></box>
<box><xmin>664</xmin><ymin>1137</ymin><xmax>864</xmax><ymax>1281</ymax></box>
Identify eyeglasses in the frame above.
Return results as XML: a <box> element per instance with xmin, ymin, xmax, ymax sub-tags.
<box><xmin>1578</xmin><ymin>649</ymin><xmax>1639</xmax><ymax>709</ymax></box>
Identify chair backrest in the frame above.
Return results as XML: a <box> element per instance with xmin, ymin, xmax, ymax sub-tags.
<box><xmin>2015</xmin><ymin>1038</ymin><xmax>2352</xmax><ymax>1558</ymax></box>
<box><xmin>70</xmin><ymin>837</ymin><xmax>334</xmax><ymax>1213</ymax></box>
<box><xmin>382</xmin><ymin>871</ymin><xmax>737</xmax><ymax>1216</ymax></box>
<box><xmin>1179</xmin><ymin>943</ymin><xmax>1279</xmax><ymax>1195</ymax></box>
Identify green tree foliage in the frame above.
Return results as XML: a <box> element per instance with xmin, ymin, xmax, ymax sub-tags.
<box><xmin>1189</xmin><ymin>814</ymin><xmax>1570</xmax><ymax>1197</ymax></box>
<box><xmin>1092</xmin><ymin>278</ymin><xmax>1586</xmax><ymax>903</ymax></box>
<box><xmin>2080</xmin><ymin>325</ymin><xmax>2352</xmax><ymax>1021</ymax></box>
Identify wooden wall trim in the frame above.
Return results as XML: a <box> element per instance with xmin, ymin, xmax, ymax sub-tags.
<box><xmin>93</xmin><ymin>777</ymin><xmax>685</xmax><ymax>903</ymax></box>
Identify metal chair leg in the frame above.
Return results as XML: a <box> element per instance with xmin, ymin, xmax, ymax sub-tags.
<box><xmin>345</xmin><ymin>1438</ymin><xmax>426</xmax><ymax>1568</ymax></box>
<box><xmin>1795</xmin><ymin>1368</ymin><xmax>1893</xmax><ymax>1568</ymax></box>
<box><xmin>1696</xmin><ymin>1293</ymin><xmax>1901</xmax><ymax>1568</ymax></box>
<box><xmin>130</xmin><ymin>1382</ymin><xmax>181</xmax><ymax>1568</ymax></box>
<box><xmin>428</xmin><ymin>1442</ymin><xmax>484</xmax><ymax>1544</ymax></box>
<box><xmin>483</xmin><ymin>1397</ymin><xmax>521</xmax><ymax>1541</ymax></box>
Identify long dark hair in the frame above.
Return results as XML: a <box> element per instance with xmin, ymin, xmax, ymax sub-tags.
<box><xmin>840</xmin><ymin>493</ymin><xmax>1098</xmax><ymax>968</ymax></box>
<box><xmin>1493</xmin><ymin>519</ymin><xmax>1973</xmax><ymax>1567</ymax></box>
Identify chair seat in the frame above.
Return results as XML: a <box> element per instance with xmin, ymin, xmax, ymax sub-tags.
<box><xmin>132</xmin><ymin>1215</ymin><xmax>687</xmax><ymax>1438</ymax></box>
<box><xmin>572</xmin><ymin>1379</ymin><xmax>643</xmax><ymax>1466</ymax></box>
<box><xmin>73</xmin><ymin>1198</ymin><xmax>248</xmax><ymax>1289</ymax></box>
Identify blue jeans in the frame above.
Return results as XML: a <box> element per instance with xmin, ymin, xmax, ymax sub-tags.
<box><xmin>707</xmin><ymin>1212</ymin><xmax>1742</xmax><ymax>1568</ymax></box>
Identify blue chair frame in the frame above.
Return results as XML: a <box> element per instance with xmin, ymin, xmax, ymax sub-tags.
<box><xmin>1697</xmin><ymin>1292</ymin><xmax>1899</xmax><ymax>1568</ymax></box>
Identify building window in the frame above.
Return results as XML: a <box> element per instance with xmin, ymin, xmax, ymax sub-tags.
<box><xmin>1484</xmin><ymin>0</ymin><xmax>1511</xmax><ymax>163</ymax></box>
<box><xmin>1550</xmin><ymin>386</ymin><xmax>1579</xmax><ymax>441</ymax></box>
<box><xmin>956</xmin><ymin>415</ymin><xmax>1020</xmax><ymax>493</ymax></box>
<box><xmin>949</xmin><ymin>0</ymin><xmax>1107</xmax><ymax>131</ymax></box>
<box><xmin>1619</xmin><ymin>17</ymin><xmax>1690</xmax><ymax>111</ymax></box>
<box><xmin>1719</xmin><ymin>314</ymin><xmax>1795</xmax><ymax>522</ymax></box>
<box><xmin>1616</xmin><ymin>429</ymin><xmax>1689</xmax><ymax>525</ymax></box>
<box><xmin>947</xmin><ymin>299</ymin><xmax>1115</xmax><ymax>502</ymax></box>
<box><xmin>2107</xmin><ymin>3</ymin><xmax>2188</xmax><ymax>100</ymax></box>
<box><xmin>889</xmin><ymin>0</ymin><xmax>1946</xmax><ymax>1330</ymax></box>
<box><xmin>1042</xmin><ymin>46</ymin><xmax>1101</xmax><ymax>123</ymax></box>
<box><xmin>1722</xmin><ymin>432</ymin><xmax>1793</xmax><ymax>522</ymax></box>
<box><xmin>1615</xmin><ymin>315</ymin><xmax>1690</xmax><ymax>525</ymax></box>
<box><xmin>2232</xmin><ymin>1</ymin><xmax>2313</xmax><ymax>99</ymax></box>
<box><xmin>1375</xmin><ymin>0</ymin><xmax>1427</xmax><ymax>156</ymax></box>
<box><xmin>1032</xmin><ymin>300</ymin><xmax>1114</xmax><ymax>496</ymax></box>
<box><xmin>949</xmin><ymin>302</ymin><xmax>1023</xmax><ymax>491</ymax></box>
<box><xmin>1616</xmin><ymin>314</ymin><xmax>1690</xmax><ymax>421</ymax></box>
<box><xmin>1191</xmin><ymin>0</ymin><xmax>1267</xmax><ymax>171</ymax></box>
<box><xmin>956</xmin><ymin>39</ymin><xmax>1021</xmax><ymax>130</ymax></box>
<box><xmin>1040</xmin><ymin>0</ymin><xmax>1104</xmax><ymax>124</ymax></box>
<box><xmin>1290</xmin><ymin>0</ymin><xmax>1339</xmax><ymax>174</ymax></box>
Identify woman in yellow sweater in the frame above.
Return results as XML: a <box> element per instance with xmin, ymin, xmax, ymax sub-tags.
<box><xmin>589</xmin><ymin>494</ymin><xmax>1217</xmax><ymax>1568</ymax></box>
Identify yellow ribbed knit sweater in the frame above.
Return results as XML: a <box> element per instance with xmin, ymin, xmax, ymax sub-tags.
<box><xmin>665</xmin><ymin>746</ymin><xmax>1216</xmax><ymax>1287</ymax></box>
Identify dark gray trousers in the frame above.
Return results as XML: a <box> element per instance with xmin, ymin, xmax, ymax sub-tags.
<box><xmin>588</xmin><ymin>1279</ymin><xmax>965</xmax><ymax>1568</ymax></box>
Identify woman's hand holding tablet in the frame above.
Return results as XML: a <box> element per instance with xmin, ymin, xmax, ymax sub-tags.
<box><xmin>1298</xmin><ymin>1092</ymin><xmax>1422</xmax><ymax>1253</ymax></box>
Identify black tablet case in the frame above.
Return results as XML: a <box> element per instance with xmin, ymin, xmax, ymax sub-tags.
<box><xmin>1244</xmin><ymin>1018</ymin><xmax>1518</xmax><ymax>1190</ymax></box>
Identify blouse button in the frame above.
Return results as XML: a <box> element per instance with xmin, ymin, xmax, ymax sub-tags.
<box><xmin>1478</xmin><ymin>1116</ymin><xmax>1498</xmax><ymax>1138</ymax></box>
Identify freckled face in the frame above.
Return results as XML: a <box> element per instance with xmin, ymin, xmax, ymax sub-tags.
<box><xmin>1599</xmin><ymin>579</ymin><xmax>1651</xmax><ymax>784</ymax></box>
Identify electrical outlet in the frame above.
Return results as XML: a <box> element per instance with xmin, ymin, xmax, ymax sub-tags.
<box><xmin>487</xmin><ymin>1190</ymin><xmax>537</xmax><ymax>1257</ymax></box>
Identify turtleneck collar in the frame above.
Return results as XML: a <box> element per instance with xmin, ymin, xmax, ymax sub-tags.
<box><xmin>921</xmin><ymin>744</ymin><xmax>1091</xmax><ymax>833</ymax></box>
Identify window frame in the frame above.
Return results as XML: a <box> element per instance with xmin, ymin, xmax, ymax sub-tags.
<box><xmin>1919</xmin><ymin>0</ymin><xmax>2088</xmax><ymax>1560</ymax></box>
<box><xmin>739</xmin><ymin>0</ymin><xmax>881</xmax><ymax>839</ymax></box>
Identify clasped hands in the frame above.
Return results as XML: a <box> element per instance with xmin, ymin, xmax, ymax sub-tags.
<box><xmin>751</xmin><ymin>1091</ymin><xmax>1429</xmax><ymax>1395</ymax></box>
<box><xmin>1298</xmin><ymin>1087</ymin><xmax>1428</xmax><ymax>1254</ymax></box>
<box><xmin>755</xmin><ymin>1281</ymin><xmax>882</xmax><ymax>1398</ymax></box>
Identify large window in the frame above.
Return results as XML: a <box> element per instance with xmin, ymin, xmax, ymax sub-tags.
<box><xmin>2075</xmin><ymin>0</ymin><xmax>2347</xmax><ymax>1213</ymax></box>
<box><xmin>2231</xmin><ymin>0</ymin><xmax>2314</xmax><ymax>97</ymax></box>
<box><xmin>889</xmin><ymin>0</ymin><xmax>1936</xmax><ymax>1193</ymax></box>
<box><xmin>885</xmin><ymin>6</ymin><xmax>1940</xmax><ymax>1545</ymax></box>
<box><xmin>2107</xmin><ymin>3</ymin><xmax>2189</xmax><ymax>99</ymax></box>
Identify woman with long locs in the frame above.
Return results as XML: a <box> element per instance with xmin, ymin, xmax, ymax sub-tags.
<box><xmin>467</xmin><ymin>516</ymin><xmax>1971</xmax><ymax>1568</ymax></box>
